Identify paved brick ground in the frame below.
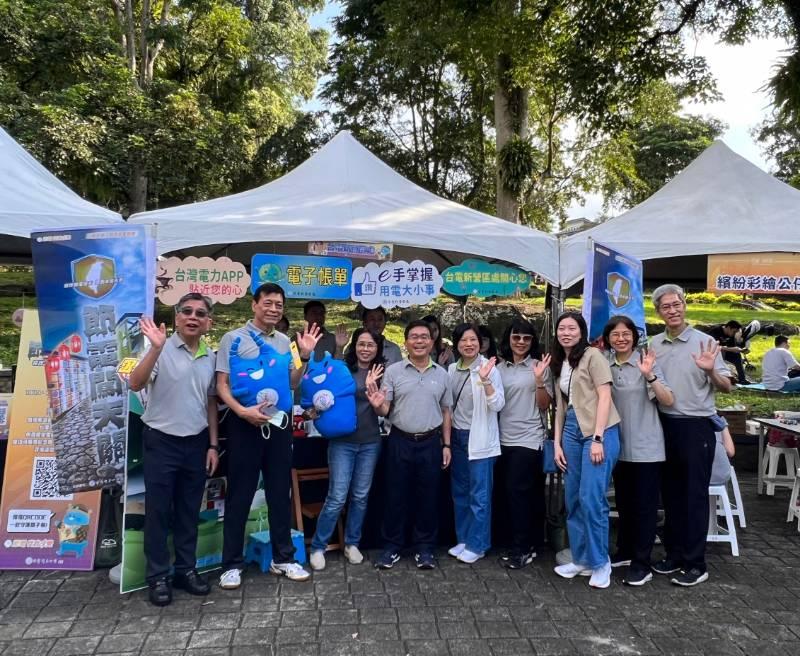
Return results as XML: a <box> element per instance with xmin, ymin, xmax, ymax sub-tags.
<box><xmin>1</xmin><ymin>470</ymin><xmax>799</xmax><ymax>655</ymax></box>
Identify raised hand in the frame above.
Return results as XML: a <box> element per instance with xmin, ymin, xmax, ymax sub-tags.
<box><xmin>692</xmin><ymin>338</ymin><xmax>721</xmax><ymax>372</ymax></box>
<box><xmin>438</xmin><ymin>345</ymin><xmax>453</xmax><ymax>365</ymax></box>
<box><xmin>296</xmin><ymin>321</ymin><xmax>322</xmax><ymax>357</ymax></box>
<box><xmin>365</xmin><ymin>385</ymin><xmax>387</xmax><ymax>409</ymax></box>
<box><xmin>335</xmin><ymin>324</ymin><xmax>350</xmax><ymax>349</ymax></box>
<box><xmin>478</xmin><ymin>356</ymin><xmax>496</xmax><ymax>382</ymax></box>
<box><xmin>533</xmin><ymin>354</ymin><xmax>551</xmax><ymax>383</ymax></box>
<box><xmin>637</xmin><ymin>347</ymin><xmax>656</xmax><ymax>378</ymax></box>
<box><xmin>366</xmin><ymin>363</ymin><xmax>384</xmax><ymax>389</ymax></box>
<box><xmin>140</xmin><ymin>317</ymin><xmax>167</xmax><ymax>350</ymax></box>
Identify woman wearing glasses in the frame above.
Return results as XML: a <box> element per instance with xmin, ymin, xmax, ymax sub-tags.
<box><xmin>496</xmin><ymin>318</ymin><xmax>553</xmax><ymax>569</ymax></box>
<box><xmin>602</xmin><ymin>316</ymin><xmax>673</xmax><ymax>586</ymax></box>
<box><xmin>551</xmin><ymin>311</ymin><xmax>621</xmax><ymax>589</ymax></box>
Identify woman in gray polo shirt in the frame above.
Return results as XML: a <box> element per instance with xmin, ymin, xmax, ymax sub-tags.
<box><xmin>602</xmin><ymin>315</ymin><xmax>674</xmax><ymax>587</ymax></box>
<box><xmin>496</xmin><ymin>318</ymin><xmax>553</xmax><ymax>569</ymax></box>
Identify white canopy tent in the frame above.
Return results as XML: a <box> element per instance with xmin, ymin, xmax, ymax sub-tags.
<box><xmin>0</xmin><ymin>126</ymin><xmax>123</xmax><ymax>261</ymax></box>
<box><xmin>559</xmin><ymin>140</ymin><xmax>800</xmax><ymax>288</ymax></box>
<box><xmin>129</xmin><ymin>131</ymin><xmax>560</xmax><ymax>285</ymax></box>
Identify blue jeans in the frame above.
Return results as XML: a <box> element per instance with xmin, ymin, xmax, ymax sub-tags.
<box><xmin>782</xmin><ymin>377</ymin><xmax>800</xmax><ymax>392</ymax></box>
<box><xmin>562</xmin><ymin>408</ymin><xmax>620</xmax><ymax>569</ymax></box>
<box><xmin>311</xmin><ymin>440</ymin><xmax>381</xmax><ymax>551</ymax></box>
<box><xmin>450</xmin><ymin>428</ymin><xmax>496</xmax><ymax>555</ymax></box>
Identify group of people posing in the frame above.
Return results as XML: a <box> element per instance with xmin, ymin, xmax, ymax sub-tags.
<box><xmin>131</xmin><ymin>281</ymin><xmax>731</xmax><ymax>607</ymax></box>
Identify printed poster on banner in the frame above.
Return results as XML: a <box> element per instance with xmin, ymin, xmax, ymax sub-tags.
<box><xmin>308</xmin><ymin>241</ymin><xmax>393</xmax><ymax>261</ymax></box>
<box><xmin>156</xmin><ymin>256</ymin><xmax>250</xmax><ymax>305</ymax></box>
<box><xmin>30</xmin><ymin>225</ymin><xmax>156</xmax><ymax>494</ymax></box>
<box><xmin>707</xmin><ymin>252</ymin><xmax>800</xmax><ymax>294</ymax></box>
<box><xmin>442</xmin><ymin>259</ymin><xmax>530</xmax><ymax>298</ymax></box>
<box><xmin>0</xmin><ymin>310</ymin><xmax>102</xmax><ymax>570</ymax></box>
<box><xmin>251</xmin><ymin>254</ymin><xmax>351</xmax><ymax>299</ymax></box>
<box><xmin>582</xmin><ymin>240</ymin><xmax>645</xmax><ymax>344</ymax></box>
<box><xmin>351</xmin><ymin>260</ymin><xmax>443</xmax><ymax>308</ymax></box>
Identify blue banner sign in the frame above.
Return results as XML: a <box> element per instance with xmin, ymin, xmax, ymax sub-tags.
<box><xmin>251</xmin><ymin>254</ymin><xmax>352</xmax><ymax>299</ymax></box>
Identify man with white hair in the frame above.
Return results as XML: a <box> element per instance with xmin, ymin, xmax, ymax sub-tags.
<box><xmin>649</xmin><ymin>284</ymin><xmax>731</xmax><ymax>587</ymax></box>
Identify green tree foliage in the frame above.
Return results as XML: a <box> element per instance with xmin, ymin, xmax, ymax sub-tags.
<box><xmin>596</xmin><ymin>81</ymin><xmax>725</xmax><ymax>210</ymax></box>
<box><xmin>0</xmin><ymin>0</ymin><xmax>327</xmax><ymax>214</ymax></box>
<box><xmin>324</xmin><ymin>0</ymin><xmax>744</xmax><ymax>229</ymax></box>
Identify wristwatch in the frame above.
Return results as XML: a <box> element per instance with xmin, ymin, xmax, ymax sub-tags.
<box><xmin>591</xmin><ymin>435</ymin><xmax>604</xmax><ymax>444</ymax></box>
<box><xmin>208</xmin><ymin>444</ymin><xmax>220</xmax><ymax>452</ymax></box>
<box><xmin>646</xmin><ymin>375</ymin><xmax>657</xmax><ymax>383</ymax></box>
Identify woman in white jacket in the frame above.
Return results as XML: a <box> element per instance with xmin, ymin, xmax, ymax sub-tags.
<box><xmin>447</xmin><ymin>322</ymin><xmax>505</xmax><ymax>563</ymax></box>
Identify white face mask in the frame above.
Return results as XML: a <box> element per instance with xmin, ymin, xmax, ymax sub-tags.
<box><xmin>259</xmin><ymin>407</ymin><xmax>289</xmax><ymax>439</ymax></box>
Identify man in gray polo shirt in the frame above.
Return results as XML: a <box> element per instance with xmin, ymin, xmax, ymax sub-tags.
<box><xmin>215</xmin><ymin>283</ymin><xmax>321</xmax><ymax>588</ymax></box>
<box><xmin>366</xmin><ymin>319</ymin><xmax>452</xmax><ymax>570</ymax></box>
<box><xmin>649</xmin><ymin>283</ymin><xmax>731</xmax><ymax>587</ymax></box>
<box><xmin>129</xmin><ymin>293</ymin><xmax>219</xmax><ymax>607</ymax></box>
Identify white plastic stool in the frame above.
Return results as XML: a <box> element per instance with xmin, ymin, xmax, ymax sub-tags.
<box><xmin>708</xmin><ymin>485</ymin><xmax>739</xmax><ymax>556</ymax></box>
<box><xmin>761</xmin><ymin>444</ymin><xmax>800</xmax><ymax>496</ymax></box>
<box><xmin>717</xmin><ymin>467</ymin><xmax>746</xmax><ymax>528</ymax></box>
<box><xmin>788</xmin><ymin>468</ymin><xmax>800</xmax><ymax>532</ymax></box>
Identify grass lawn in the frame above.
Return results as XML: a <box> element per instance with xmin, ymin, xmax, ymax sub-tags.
<box><xmin>2</xmin><ymin>267</ymin><xmax>799</xmax><ymax>415</ymax></box>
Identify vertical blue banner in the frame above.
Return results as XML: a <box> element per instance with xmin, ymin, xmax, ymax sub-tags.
<box><xmin>582</xmin><ymin>240</ymin><xmax>645</xmax><ymax>344</ymax></box>
<box><xmin>30</xmin><ymin>225</ymin><xmax>156</xmax><ymax>493</ymax></box>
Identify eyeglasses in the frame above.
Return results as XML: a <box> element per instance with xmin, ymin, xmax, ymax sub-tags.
<box><xmin>510</xmin><ymin>334</ymin><xmax>533</xmax><ymax>343</ymax></box>
<box><xmin>178</xmin><ymin>307</ymin><xmax>210</xmax><ymax>318</ymax></box>
<box><xmin>609</xmin><ymin>331</ymin><xmax>633</xmax><ymax>340</ymax></box>
<box><xmin>659</xmin><ymin>302</ymin><xmax>683</xmax><ymax>312</ymax></box>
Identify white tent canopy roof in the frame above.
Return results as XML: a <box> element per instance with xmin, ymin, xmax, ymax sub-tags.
<box><xmin>130</xmin><ymin>130</ymin><xmax>560</xmax><ymax>284</ymax></box>
<box><xmin>0</xmin><ymin>126</ymin><xmax>122</xmax><ymax>254</ymax></box>
<box><xmin>559</xmin><ymin>140</ymin><xmax>800</xmax><ymax>288</ymax></box>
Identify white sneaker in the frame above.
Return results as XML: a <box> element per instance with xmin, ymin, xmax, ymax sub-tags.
<box><xmin>554</xmin><ymin>562</ymin><xmax>591</xmax><ymax>579</ymax></box>
<box><xmin>269</xmin><ymin>561</ymin><xmax>311</xmax><ymax>581</ymax></box>
<box><xmin>309</xmin><ymin>550</ymin><xmax>326</xmax><ymax>571</ymax></box>
<box><xmin>457</xmin><ymin>549</ymin><xmax>484</xmax><ymax>564</ymax></box>
<box><xmin>219</xmin><ymin>568</ymin><xmax>241</xmax><ymax>589</ymax></box>
<box><xmin>344</xmin><ymin>545</ymin><xmax>364</xmax><ymax>565</ymax></box>
<box><xmin>589</xmin><ymin>560</ymin><xmax>612</xmax><ymax>589</ymax></box>
<box><xmin>447</xmin><ymin>543</ymin><xmax>466</xmax><ymax>558</ymax></box>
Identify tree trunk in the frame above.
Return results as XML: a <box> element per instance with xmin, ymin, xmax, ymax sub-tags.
<box><xmin>128</xmin><ymin>162</ymin><xmax>148</xmax><ymax>215</ymax></box>
<box><xmin>494</xmin><ymin>52</ymin><xmax>528</xmax><ymax>223</ymax></box>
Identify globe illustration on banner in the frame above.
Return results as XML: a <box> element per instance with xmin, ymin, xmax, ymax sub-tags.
<box><xmin>258</xmin><ymin>263</ymin><xmax>284</xmax><ymax>284</ymax></box>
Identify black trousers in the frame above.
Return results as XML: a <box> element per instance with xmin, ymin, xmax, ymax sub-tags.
<box><xmin>500</xmin><ymin>445</ymin><xmax>546</xmax><ymax>554</ymax></box>
<box><xmin>613</xmin><ymin>460</ymin><xmax>661</xmax><ymax>573</ymax></box>
<box><xmin>660</xmin><ymin>414</ymin><xmax>714</xmax><ymax>572</ymax></box>
<box><xmin>222</xmin><ymin>413</ymin><xmax>294</xmax><ymax>570</ymax></box>
<box><xmin>143</xmin><ymin>425</ymin><xmax>208</xmax><ymax>582</ymax></box>
<box><xmin>722</xmin><ymin>351</ymin><xmax>747</xmax><ymax>384</ymax></box>
<box><xmin>382</xmin><ymin>429</ymin><xmax>441</xmax><ymax>553</ymax></box>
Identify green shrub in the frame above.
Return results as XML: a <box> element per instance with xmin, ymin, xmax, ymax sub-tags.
<box><xmin>685</xmin><ymin>292</ymin><xmax>717</xmax><ymax>305</ymax></box>
<box><xmin>715</xmin><ymin>293</ymin><xmax>740</xmax><ymax>304</ymax></box>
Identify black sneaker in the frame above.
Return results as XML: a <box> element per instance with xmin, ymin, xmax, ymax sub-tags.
<box><xmin>374</xmin><ymin>550</ymin><xmax>401</xmax><ymax>569</ymax></box>
<box><xmin>670</xmin><ymin>568</ymin><xmax>709</xmax><ymax>587</ymax></box>
<box><xmin>414</xmin><ymin>552</ymin><xmax>436</xmax><ymax>569</ymax></box>
<box><xmin>148</xmin><ymin>577</ymin><xmax>172</xmax><ymax>607</ymax></box>
<box><xmin>651</xmin><ymin>558</ymin><xmax>682</xmax><ymax>575</ymax></box>
<box><xmin>610</xmin><ymin>553</ymin><xmax>632</xmax><ymax>568</ymax></box>
<box><xmin>502</xmin><ymin>551</ymin><xmax>536</xmax><ymax>570</ymax></box>
<box><xmin>172</xmin><ymin>569</ymin><xmax>210</xmax><ymax>596</ymax></box>
<box><xmin>623</xmin><ymin>568</ymin><xmax>653</xmax><ymax>586</ymax></box>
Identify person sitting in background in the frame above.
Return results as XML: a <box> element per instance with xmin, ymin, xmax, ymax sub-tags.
<box><xmin>710</xmin><ymin>417</ymin><xmax>736</xmax><ymax>486</ymax></box>
<box><xmin>708</xmin><ymin>320</ymin><xmax>750</xmax><ymax>385</ymax></box>
<box><xmin>762</xmin><ymin>335</ymin><xmax>800</xmax><ymax>392</ymax></box>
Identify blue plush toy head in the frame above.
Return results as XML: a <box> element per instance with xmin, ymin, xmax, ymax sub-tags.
<box><xmin>229</xmin><ymin>331</ymin><xmax>292</xmax><ymax>413</ymax></box>
<box><xmin>300</xmin><ymin>352</ymin><xmax>357</xmax><ymax>438</ymax></box>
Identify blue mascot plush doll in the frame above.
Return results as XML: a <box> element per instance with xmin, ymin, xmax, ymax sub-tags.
<box><xmin>229</xmin><ymin>331</ymin><xmax>292</xmax><ymax>414</ymax></box>
<box><xmin>300</xmin><ymin>352</ymin><xmax>357</xmax><ymax>438</ymax></box>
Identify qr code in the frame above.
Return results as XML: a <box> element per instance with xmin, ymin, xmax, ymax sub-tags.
<box><xmin>30</xmin><ymin>457</ymin><xmax>73</xmax><ymax>501</ymax></box>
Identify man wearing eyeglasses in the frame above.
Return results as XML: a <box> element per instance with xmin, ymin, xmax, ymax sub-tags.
<box><xmin>366</xmin><ymin>319</ymin><xmax>452</xmax><ymax>570</ymax></box>
<box><xmin>215</xmin><ymin>283</ymin><xmax>321</xmax><ymax>587</ymax></box>
<box><xmin>649</xmin><ymin>284</ymin><xmax>731</xmax><ymax>587</ymax></box>
<box><xmin>129</xmin><ymin>293</ymin><xmax>219</xmax><ymax>607</ymax></box>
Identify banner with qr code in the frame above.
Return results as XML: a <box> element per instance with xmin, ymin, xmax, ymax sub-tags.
<box><xmin>0</xmin><ymin>311</ymin><xmax>102</xmax><ymax>570</ymax></box>
<box><xmin>30</xmin><ymin>225</ymin><xmax>157</xmax><ymax>493</ymax></box>
<box><xmin>707</xmin><ymin>252</ymin><xmax>800</xmax><ymax>294</ymax></box>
